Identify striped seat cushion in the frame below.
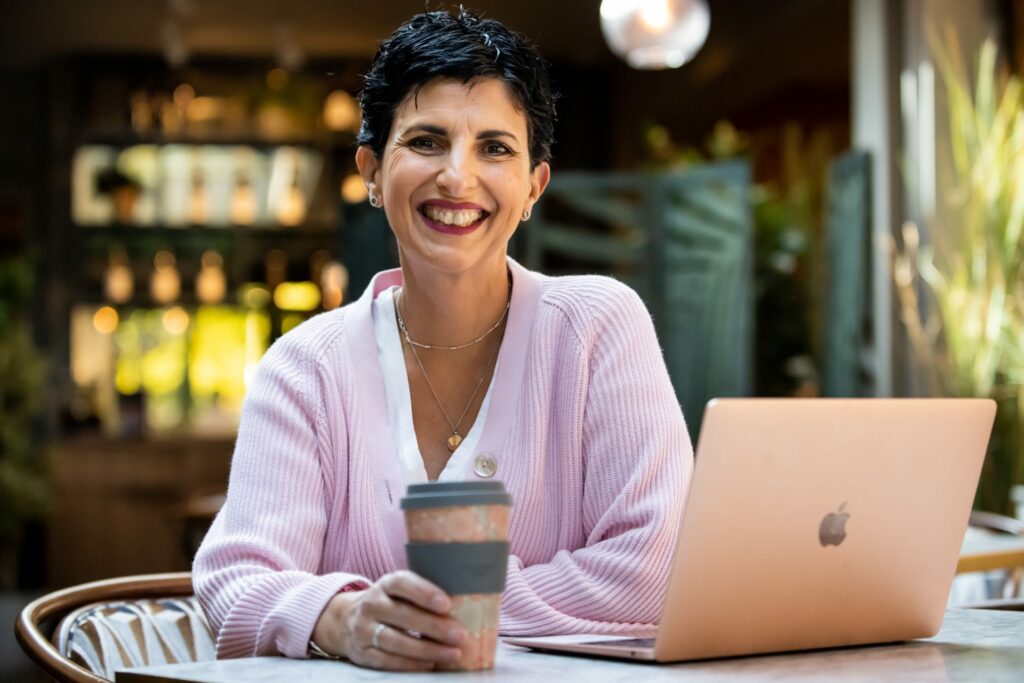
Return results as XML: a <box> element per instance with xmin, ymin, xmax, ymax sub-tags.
<box><xmin>54</xmin><ymin>596</ymin><xmax>216</xmax><ymax>680</ymax></box>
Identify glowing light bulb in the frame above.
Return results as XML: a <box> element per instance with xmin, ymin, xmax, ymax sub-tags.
<box><xmin>93</xmin><ymin>306</ymin><xmax>119</xmax><ymax>334</ymax></box>
<box><xmin>196</xmin><ymin>250</ymin><xmax>227</xmax><ymax>304</ymax></box>
<box><xmin>600</xmin><ymin>0</ymin><xmax>710</xmax><ymax>70</ymax></box>
<box><xmin>277</xmin><ymin>180</ymin><xmax>306</xmax><ymax>226</ymax></box>
<box><xmin>639</xmin><ymin>0</ymin><xmax>673</xmax><ymax>32</ymax></box>
<box><xmin>151</xmin><ymin>251</ymin><xmax>181</xmax><ymax>304</ymax></box>
<box><xmin>323</xmin><ymin>90</ymin><xmax>360</xmax><ymax>132</ymax></box>
<box><xmin>321</xmin><ymin>261</ymin><xmax>348</xmax><ymax>310</ymax></box>
<box><xmin>163</xmin><ymin>306</ymin><xmax>190</xmax><ymax>335</ymax></box>
<box><xmin>341</xmin><ymin>174</ymin><xmax>369</xmax><ymax>203</ymax></box>
<box><xmin>230</xmin><ymin>174</ymin><xmax>258</xmax><ymax>225</ymax></box>
<box><xmin>105</xmin><ymin>250</ymin><xmax>134</xmax><ymax>304</ymax></box>
<box><xmin>273</xmin><ymin>281</ymin><xmax>321</xmax><ymax>311</ymax></box>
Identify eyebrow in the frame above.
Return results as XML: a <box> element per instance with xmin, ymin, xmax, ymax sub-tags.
<box><xmin>401</xmin><ymin>124</ymin><xmax>520</xmax><ymax>143</ymax></box>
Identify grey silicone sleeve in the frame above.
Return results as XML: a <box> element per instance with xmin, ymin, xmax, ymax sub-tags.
<box><xmin>405</xmin><ymin>541</ymin><xmax>510</xmax><ymax>595</ymax></box>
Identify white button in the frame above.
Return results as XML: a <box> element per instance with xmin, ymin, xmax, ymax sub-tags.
<box><xmin>474</xmin><ymin>453</ymin><xmax>497</xmax><ymax>478</ymax></box>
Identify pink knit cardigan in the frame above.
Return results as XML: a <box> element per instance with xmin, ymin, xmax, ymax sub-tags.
<box><xmin>193</xmin><ymin>258</ymin><xmax>694</xmax><ymax>659</ymax></box>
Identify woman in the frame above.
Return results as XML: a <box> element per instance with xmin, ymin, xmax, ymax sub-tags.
<box><xmin>194</xmin><ymin>8</ymin><xmax>693</xmax><ymax>672</ymax></box>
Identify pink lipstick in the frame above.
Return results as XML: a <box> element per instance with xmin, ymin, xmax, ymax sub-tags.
<box><xmin>418</xmin><ymin>200</ymin><xmax>490</xmax><ymax>235</ymax></box>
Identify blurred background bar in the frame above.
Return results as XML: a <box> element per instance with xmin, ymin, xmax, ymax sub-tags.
<box><xmin>3</xmin><ymin>0</ymin><xmax>1024</xmax><ymax>679</ymax></box>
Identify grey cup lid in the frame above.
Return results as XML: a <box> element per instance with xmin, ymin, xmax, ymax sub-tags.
<box><xmin>400</xmin><ymin>480</ymin><xmax>512</xmax><ymax>509</ymax></box>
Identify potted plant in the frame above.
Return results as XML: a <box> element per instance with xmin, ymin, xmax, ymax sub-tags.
<box><xmin>0</xmin><ymin>257</ymin><xmax>49</xmax><ymax>587</ymax></box>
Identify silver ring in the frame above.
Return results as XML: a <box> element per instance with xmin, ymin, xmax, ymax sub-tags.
<box><xmin>372</xmin><ymin>622</ymin><xmax>388</xmax><ymax>650</ymax></box>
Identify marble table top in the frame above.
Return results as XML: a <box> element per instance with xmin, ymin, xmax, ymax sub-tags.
<box><xmin>116</xmin><ymin>608</ymin><xmax>1024</xmax><ymax>683</ymax></box>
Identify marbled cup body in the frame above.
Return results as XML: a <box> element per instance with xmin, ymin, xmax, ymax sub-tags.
<box><xmin>402</xmin><ymin>483</ymin><xmax>511</xmax><ymax>671</ymax></box>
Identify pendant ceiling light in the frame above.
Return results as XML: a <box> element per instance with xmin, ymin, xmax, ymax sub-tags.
<box><xmin>600</xmin><ymin>0</ymin><xmax>711</xmax><ymax>70</ymax></box>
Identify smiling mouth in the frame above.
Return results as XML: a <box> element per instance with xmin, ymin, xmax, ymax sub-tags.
<box><xmin>419</xmin><ymin>204</ymin><xmax>490</xmax><ymax>228</ymax></box>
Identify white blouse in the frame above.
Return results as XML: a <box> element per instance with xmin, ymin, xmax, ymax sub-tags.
<box><xmin>371</xmin><ymin>286</ymin><xmax>497</xmax><ymax>483</ymax></box>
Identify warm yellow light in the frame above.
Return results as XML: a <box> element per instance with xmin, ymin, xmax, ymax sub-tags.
<box><xmin>173</xmin><ymin>83</ymin><xmax>196</xmax><ymax>108</ymax></box>
<box><xmin>202</xmin><ymin>251</ymin><xmax>223</xmax><ymax>269</ymax></box>
<box><xmin>276</xmin><ymin>184</ymin><xmax>306</xmax><ymax>226</ymax></box>
<box><xmin>266</xmin><ymin>68</ymin><xmax>289</xmax><ymax>91</ymax></box>
<box><xmin>191</xmin><ymin>357</ymin><xmax>220</xmax><ymax>394</ymax></box>
<box><xmin>321</xmin><ymin>261</ymin><xmax>348</xmax><ymax>310</ymax></box>
<box><xmin>341</xmin><ymin>174</ymin><xmax>369</xmax><ymax>203</ymax></box>
<box><xmin>186</xmin><ymin>96</ymin><xmax>222</xmax><ymax>122</ymax></box>
<box><xmin>154</xmin><ymin>251</ymin><xmax>175</xmax><ymax>268</ymax></box>
<box><xmin>240</xmin><ymin>283</ymin><xmax>271</xmax><ymax>309</ymax></box>
<box><xmin>639</xmin><ymin>0</ymin><xmax>673</xmax><ymax>32</ymax></box>
<box><xmin>600</xmin><ymin>0</ymin><xmax>710</xmax><ymax>70</ymax></box>
<box><xmin>151</xmin><ymin>251</ymin><xmax>181</xmax><ymax>304</ymax></box>
<box><xmin>273</xmin><ymin>281</ymin><xmax>321</xmax><ymax>311</ymax></box>
<box><xmin>93</xmin><ymin>306</ymin><xmax>119</xmax><ymax>334</ymax></box>
<box><xmin>141</xmin><ymin>339</ymin><xmax>186</xmax><ymax>396</ymax></box>
<box><xmin>323</xmin><ymin>90</ymin><xmax>360</xmax><ymax>131</ymax></box>
<box><xmin>105</xmin><ymin>253</ymin><xmax>134</xmax><ymax>304</ymax></box>
<box><xmin>196</xmin><ymin>250</ymin><xmax>227</xmax><ymax>304</ymax></box>
<box><xmin>115</xmin><ymin>359</ymin><xmax>142</xmax><ymax>395</ymax></box>
<box><xmin>230</xmin><ymin>176</ymin><xmax>258</xmax><ymax>225</ymax></box>
<box><xmin>163</xmin><ymin>306</ymin><xmax>190</xmax><ymax>335</ymax></box>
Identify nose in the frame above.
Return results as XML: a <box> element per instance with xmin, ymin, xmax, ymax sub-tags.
<box><xmin>435</xmin><ymin>143</ymin><xmax>478</xmax><ymax>197</ymax></box>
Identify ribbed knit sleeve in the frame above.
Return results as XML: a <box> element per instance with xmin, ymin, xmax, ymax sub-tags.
<box><xmin>500</xmin><ymin>279</ymin><xmax>693</xmax><ymax>635</ymax></box>
<box><xmin>192</xmin><ymin>327</ymin><xmax>370</xmax><ymax>659</ymax></box>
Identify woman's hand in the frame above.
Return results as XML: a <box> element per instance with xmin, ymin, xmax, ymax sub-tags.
<box><xmin>311</xmin><ymin>570</ymin><xmax>467</xmax><ymax>670</ymax></box>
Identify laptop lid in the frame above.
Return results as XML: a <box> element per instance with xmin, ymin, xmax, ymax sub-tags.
<box><xmin>652</xmin><ymin>397</ymin><xmax>995</xmax><ymax>661</ymax></box>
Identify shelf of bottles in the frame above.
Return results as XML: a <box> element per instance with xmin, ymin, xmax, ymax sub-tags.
<box><xmin>67</xmin><ymin>68</ymin><xmax>369</xmax><ymax>437</ymax></box>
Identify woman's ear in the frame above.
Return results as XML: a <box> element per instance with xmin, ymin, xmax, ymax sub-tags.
<box><xmin>527</xmin><ymin>160</ymin><xmax>551</xmax><ymax>211</ymax></box>
<box><xmin>355</xmin><ymin>145</ymin><xmax>381</xmax><ymax>200</ymax></box>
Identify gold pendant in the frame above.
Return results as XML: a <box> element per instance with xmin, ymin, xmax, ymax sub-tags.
<box><xmin>446</xmin><ymin>433</ymin><xmax>462</xmax><ymax>452</ymax></box>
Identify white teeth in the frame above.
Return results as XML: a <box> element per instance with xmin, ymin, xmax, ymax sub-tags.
<box><xmin>422</xmin><ymin>205</ymin><xmax>485</xmax><ymax>227</ymax></box>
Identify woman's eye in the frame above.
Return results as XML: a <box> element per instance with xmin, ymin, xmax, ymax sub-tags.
<box><xmin>409</xmin><ymin>137</ymin><xmax>438</xmax><ymax>150</ymax></box>
<box><xmin>484</xmin><ymin>142</ymin><xmax>512</xmax><ymax>156</ymax></box>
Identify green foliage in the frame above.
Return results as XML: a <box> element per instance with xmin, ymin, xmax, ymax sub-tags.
<box><xmin>894</xmin><ymin>34</ymin><xmax>1024</xmax><ymax>513</ymax></box>
<box><xmin>0</xmin><ymin>257</ymin><xmax>49</xmax><ymax>541</ymax></box>
<box><xmin>926</xmin><ymin>37</ymin><xmax>1024</xmax><ymax>398</ymax></box>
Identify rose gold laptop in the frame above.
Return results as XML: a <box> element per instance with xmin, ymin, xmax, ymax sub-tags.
<box><xmin>505</xmin><ymin>398</ymin><xmax>996</xmax><ymax>662</ymax></box>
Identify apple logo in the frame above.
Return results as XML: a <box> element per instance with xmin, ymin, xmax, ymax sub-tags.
<box><xmin>819</xmin><ymin>502</ymin><xmax>850</xmax><ymax>547</ymax></box>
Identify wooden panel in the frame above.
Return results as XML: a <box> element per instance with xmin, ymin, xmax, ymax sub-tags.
<box><xmin>47</xmin><ymin>438</ymin><xmax>232</xmax><ymax>587</ymax></box>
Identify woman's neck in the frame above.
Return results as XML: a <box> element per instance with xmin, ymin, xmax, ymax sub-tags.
<box><xmin>396</xmin><ymin>255</ymin><xmax>511</xmax><ymax>348</ymax></box>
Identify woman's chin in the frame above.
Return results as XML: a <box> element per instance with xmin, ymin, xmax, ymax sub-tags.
<box><xmin>404</xmin><ymin>240</ymin><xmax>504</xmax><ymax>277</ymax></box>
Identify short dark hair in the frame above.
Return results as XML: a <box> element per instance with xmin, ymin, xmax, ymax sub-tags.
<box><xmin>357</xmin><ymin>8</ymin><xmax>557</xmax><ymax>168</ymax></box>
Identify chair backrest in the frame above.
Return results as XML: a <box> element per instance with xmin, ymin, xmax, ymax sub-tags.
<box><xmin>15</xmin><ymin>572</ymin><xmax>214</xmax><ymax>683</ymax></box>
<box><xmin>967</xmin><ymin>510</ymin><xmax>1024</xmax><ymax>600</ymax></box>
<box><xmin>970</xmin><ymin>510</ymin><xmax>1024</xmax><ymax>536</ymax></box>
<box><xmin>523</xmin><ymin>161</ymin><xmax>754</xmax><ymax>432</ymax></box>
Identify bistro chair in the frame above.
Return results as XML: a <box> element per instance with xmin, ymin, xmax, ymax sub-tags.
<box><xmin>14</xmin><ymin>572</ymin><xmax>215</xmax><ymax>683</ymax></box>
<box><xmin>969</xmin><ymin>510</ymin><xmax>1024</xmax><ymax>536</ymax></box>
<box><xmin>968</xmin><ymin>510</ymin><xmax>1024</xmax><ymax>595</ymax></box>
<box><xmin>955</xmin><ymin>510</ymin><xmax>1024</xmax><ymax>608</ymax></box>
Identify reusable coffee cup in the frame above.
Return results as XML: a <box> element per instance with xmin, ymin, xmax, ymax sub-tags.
<box><xmin>401</xmin><ymin>481</ymin><xmax>512</xmax><ymax>670</ymax></box>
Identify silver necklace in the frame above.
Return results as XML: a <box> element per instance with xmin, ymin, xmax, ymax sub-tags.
<box><xmin>395</xmin><ymin>290</ymin><xmax>506</xmax><ymax>452</ymax></box>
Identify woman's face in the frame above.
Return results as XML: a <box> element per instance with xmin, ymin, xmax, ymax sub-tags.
<box><xmin>356</xmin><ymin>77</ymin><xmax>550</xmax><ymax>277</ymax></box>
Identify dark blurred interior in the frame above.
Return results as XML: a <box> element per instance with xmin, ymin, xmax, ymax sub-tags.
<box><xmin>3</xmin><ymin>0</ymin><xmax>1024</xmax><ymax>679</ymax></box>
